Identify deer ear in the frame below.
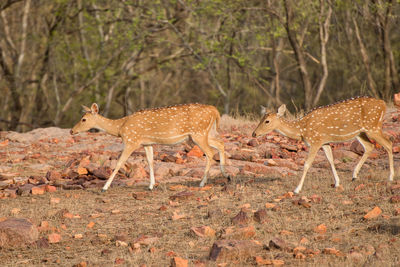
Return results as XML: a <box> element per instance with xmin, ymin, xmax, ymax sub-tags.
<box><xmin>277</xmin><ymin>104</ymin><xmax>286</xmax><ymax>117</ymax></box>
<box><xmin>91</xmin><ymin>103</ymin><xmax>99</xmax><ymax>114</ymax></box>
<box><xmin>260</xmin><ymin>105</ymin><xmax>267</xmax><ymax>115</ymax></box>
<box><xmin>82</xmin><ymin>105</ymin><xmax>91</xmax><ymax>113</ymax></box>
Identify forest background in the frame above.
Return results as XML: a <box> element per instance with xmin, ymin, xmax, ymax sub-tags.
<box><xmin>0</xmin><ymin>0</ymin><xmax>399</xmax><ymax>132</ymax></box>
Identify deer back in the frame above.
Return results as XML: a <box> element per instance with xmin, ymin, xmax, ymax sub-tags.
<box><xmin>120</xmin><ymin>104</ymin><xmax>219</xmax><ymax>143</ymax></box>
<box><xmin>299</xmin><ymin>97</ymin><xmax>386</xmax><ymax>143</ymax></box>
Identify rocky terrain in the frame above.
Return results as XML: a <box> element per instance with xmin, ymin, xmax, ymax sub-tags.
<box><xmin>0</xmin><ymin>111</ymin><xmax>400</xmax><ymax>266</ymax></box>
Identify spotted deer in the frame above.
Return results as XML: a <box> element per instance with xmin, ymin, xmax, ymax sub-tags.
<box><xmin>70</xmin><ymin>103</ymin><xmax>228</xmax><ymax>192</ymax></box>
<box><xmin>252</xmin><ymin>96</ymin><xmax>394</xmax><ymax>194</ymax></box>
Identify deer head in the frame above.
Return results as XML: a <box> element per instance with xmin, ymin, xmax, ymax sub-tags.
<box><xmin>70</xmin><ymin>103</ymin><xmax>100</xmax><ymax>135</ymax></box>
<box><xmin>252</xmin><ymin>104</ymin><xmax>286</xmax><ymax>137</ymax></box>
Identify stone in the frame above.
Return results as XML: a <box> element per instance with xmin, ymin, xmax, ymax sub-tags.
<box><xmin>253</xmin><ymin>208</ymin><xmax>268</xmax><ymax>224</ymax></box>
<box><xmin>350</xmin><ymin>141</ymin><xmax>364</xmax><ymax>155</ymax></box>
<box><xmin>42</xmin><ymin>185</ymin><xmax>54</xmax><ymax>193</ymax></box>
<box><xmin>191</xmin><ymin>226</ymin><xmax>216</xmax><ymax>238</ymax></box>
<box><xmin>269</xmin><ymin>237</ymin><xmax>289</xmax><ymax>250</ymax></box>
<box><xmin>17</xmin><ymin>184</ymin><xmax>35</xmax><ymax>196</ymax></box>
<box><xmin>46</xmin><ymin>170</ymin><xmax>62</xmax><ymax>181</ymax></box>
<box><xmin>91</xmin><ymin>167</ymin><xmax>111</xmax><ymax>180</ymax></box>
<box><xmin>221</xmin><ymin>226</ymin><xmax>256</xmax><ymax>240</ymax></box>
<box><xmin>364</xmin><ymin>206</ymin><xmax>382</xmax><ymax>220</ymax></box>
<box><xmin>254</xmin><ymin>256</ymin><xmax>284</xmax><ymax>266</ymax></box>
<box><xmin>247</xmin><ymin>139</ymin><xmax>259</xmax><ymax>147</ymax></box>
<box><xmin>390</xmin><ymin>196</ymin><xmax>400</xmax><ymax>203</ymax></box>
<box><xmin>170</xmin><ymin>257</ymin><xmax>188</xmax><ymax>267</ymax></box>
<box><xmin>187</xmin><ymin>145</ymin><xmax>204</xmax><ymax>157</ymax></box>
<box><xmin>209</xmin><ymin>239</ymin><xmax>263</xmax><ymax>262</ymax></box>
<box><xmin>323</xmin><ymin>247</ymin><xmax>342</xmax><ymax>256</ymax></box>
<box><xmin>31</xmin><ymin>186</ymin><xmax>46</xmax><ymax>195</ymax></box>
<box><xmin>169</xmin><ymin>191</ymin><xmax>195</xmax><ymax>201</ymax></box>
<box><xmin>0</xmin><ymin>218</ymin><xmax>39</xmax><ymax>247</ymax></box>
<box><xmin>231</xmin><ymin>210</ymin><xmax>250</xmax><ymax>226</ymax></box>
<box><xmin>77</xmin><ymin>167</ymin><xmax>88</xmax><ymax>175</ymax></box>
<box><xmin>313</xmin><ymin>224</ymin><xmax>327</xmax><ymax>234</ymax></box>
<box><xmin>132</xmin><ymin>192</ymin><xmax>149</xmax><ymax>200</ymax></box>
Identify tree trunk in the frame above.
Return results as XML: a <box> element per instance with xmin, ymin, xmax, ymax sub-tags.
<box><xmin>283</xmin><ymin>0</ymin><xmax>313</xmax><ymax>110</ymax></box>
<box><xmin>313</xmin><ymin>0</ymin><xmax>332</xmax><ymax>107</ymax></box>
<box><xmin>352</xmin><ymin>17</ymin><xmax>379</xmax><ymax>98</ymax></box>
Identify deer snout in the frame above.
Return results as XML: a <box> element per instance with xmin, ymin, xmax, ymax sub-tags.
<box><xmin>252</xmin><ymin>132</ymin><xmax>257</xmax><ymax>138</ymax></box>
<box><xmin>70</xmin><ymin>129</ymin><xmax>74</xmax><ymax>135</ymax></box>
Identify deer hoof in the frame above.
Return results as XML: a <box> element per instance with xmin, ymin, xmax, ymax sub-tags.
<box><xmin>101</xmin><ymin>189</ymin><xmax>107</xmax><ymax>193</ymax></box>
<box><xmin>351</xmin><ymin>177</ymin><xmax>357</xmax><ymax>182</ymax></box>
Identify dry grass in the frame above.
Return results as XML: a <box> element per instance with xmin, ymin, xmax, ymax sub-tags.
<box><xmin>1</xmin><ymin>166</ymin><xmax>399</xmax><ymax>266</ymax></box>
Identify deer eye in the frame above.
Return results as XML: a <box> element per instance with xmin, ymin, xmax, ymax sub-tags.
<box><xmin>265</xmin><ymin>120</ymin><xmax>270</xmax><ymax>124</ymax></box>
<box><xmin>82</xmin><ymin>118</ymin><xmax>86</xmax><ymax>122</ymax></box>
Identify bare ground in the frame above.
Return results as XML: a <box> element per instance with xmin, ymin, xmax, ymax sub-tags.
<box><xmin>0</xmin><ymin>112</ymin><xmax>400</xmax><ymax>266</ymax></box>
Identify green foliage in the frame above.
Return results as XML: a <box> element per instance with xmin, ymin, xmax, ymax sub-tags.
<box><xmin>0</xmin><ymin>0</ymin><xmax>399</xmax><ymax>131</ymax></box>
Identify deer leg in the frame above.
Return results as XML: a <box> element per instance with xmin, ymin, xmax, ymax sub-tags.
<box><xmin>191</xmin><ymin>135</ymin><xmax>215</xmax><ymax>187</ymax></box>
<box><xmin>208</xmin><ymin>137</ymin><xmax>229</xmax><ymax>178</ymax></box>
<box><xmin>367</xmin><ymin>131</ymin><xmax>394</xmax><ymax>181</ymax></box>
<box><xmin>352</xmin><ymin>134</ymin><xmax>374</xmax><ymax>181</ymax></box>
<box><xmin>102</xmin><ymin>143</ymin><xmax>138</xmax><ymax>192</ymax></box>
<box><xmin>294</xmin><ymin>145</ymin><xmax>320</xmax><ymax>194</ymax></box>
<box><xmin>144</xmin><ymin>145</ymin><xmax>155</xmax><ymax>190</ymax></box>
<box><xmin>322</xmin><ymin>145</ymin><xmax>340</xmax><ymax>187</ymax></box>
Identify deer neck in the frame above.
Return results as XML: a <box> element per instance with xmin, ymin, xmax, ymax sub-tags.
<box><xmin>94</xmin><ymin>115</ymin><xmax>126</xmax><ymax>136</ymax></box>
<box><xmin>275</xmin><ymin>117</ymin><xmax>302</xmax><ymax>141</ymax></box>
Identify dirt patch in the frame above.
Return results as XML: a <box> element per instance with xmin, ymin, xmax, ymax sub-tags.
<box><xmin>0</xmin><ymin>112</ymin><xmax>400</xmax><ymax>266</ymax></box>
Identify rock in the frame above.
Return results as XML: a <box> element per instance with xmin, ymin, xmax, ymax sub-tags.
<box><xmin>390</xmin><ymin>195</ymin><xmax>400</xmax><ymax>203</ymax></box>
<box><xmin>46</xmin><ymin>171</ymin><xmax>62</xmax><ymax>181</ymax></box>
<box><xmin>209</xmin><ymin>239</ymin><xmax>263</xmax><ymax>262</ymax></box>
<box><xmin>313</xmin><ymin>224</ymin><xmax>327</xmax><ymax>234</ymax></box>
<box><xmin>364</xmin><ymin>206</ymin><xmax>382</xmax><ymax>220</ymax></box>
<box><xmin>231</xmin><ymin>210</ymin><xmax>250</xmax><ymax>226</ymax></box>
<box><xmin>390</xmin><ymin>184</ymin><xmax>400</xmax><ymax>194</ymax></box>
<box><xmin>191</xmin><ymin>226</ymin><xmax>216</xmax><ymax>238</ymax></box>
<box><xmin>161</xmin><ymin>154</ymin><xmax>178</xmax><ymax>163</ymax></box>
<box><xmin>17</xmin><ymin>184</ymin><xmax>35</xmax><ymax>196</ymax></box>
<box><xmin>247</xmin><ymin>139</ymin><xmax>259</xmax><ymax>147</ymax></box>
<box><xmin>350</xmin><ymin>141</ymin><xmax>364</xmax><ymax>155</ymax></box>
<box><xmin>269</xmin><ymin>237</ymin><xmax>290</xmax><ymax>251</ymax></box>
<box><xmin>114</xmin><ymin>232</ymin><xmax>129</xmax><ymax>242</ymax></box>
<box><xmin>266</xmin><ymin>158</ymin><xmax>299</xmax><ymax>170</ymax></box>
<box><xmin>265</xmin><ymin>203</ymin><xmax>277</xmax><ymax>209</ymax></box>
<box><xmin>77</xmin><ymin>167</ymin><xmax>88</xmax><ymax>175</ymax></box>
<box><xmin>45</xmin><ymin>185</ymin><xmax>57</xmax><ymax>192</ymax></box>
<box><xmin>170</xmin><ymin>257</ymin><xmax>188</xmax><ymax>267</ymax></box>
<box><xmin>323</xmin><ymin>247</ymin><xmax>342</xmax><ymax>256</ymax></box>
<box><xmin>264</xmin><ymin>159</ymin><xmax>277</xmax><ymax>166</ymax></box>
<box><xmin>253</xmin><ymin>208</ymin><xmax>268</xmax><ymax>224</ymax></box>
<box><xmin>31</xmin><ymin>186</ymin><xmax>45</xmax><ymax>195</ymax></box>
<box><xmin>0</xmin><ymin>218</ymin><xmax>39</xmax><ymax>247</ymax></box>
<box><xmin>231</xmin><ymin>150</ymin><xmax>258</xmax><ymax>162</ymax></box>
<box><xmin>221</xmin><ymin>226</ymin><xmax>256</xmax><ymax>240</ymax></box>
<box><xmin>254</xmin><ymin>256</ymin><xmax>284</xmax><ymax>266</ymax></box>
<box><xmin>169</xmin><ymin>191</ymin><xmax>195</xmax><ymax>201</ymax></box>
<box><xmin>187</xmin><ymin>145</ymin><xmax>204</xmax><ymax>157</ymax></box>
<box><xmin>34</xmin><ymin>237</ymin><xmax>50</xmax><ymax>248</ymax></box>
<box><xmin>90</xmin><ymin>167</ymin><xmax>111</xmax><ymax>180</ymax></box>
<box><xmin>132</xmin><ymin>191</ymin><xmax>149</xmax><ymax>200</ymax></box>
<box><xmin>280</xmin><ymin>143</ymin><xmax>298</xmax><ymax>152</ymax></box>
